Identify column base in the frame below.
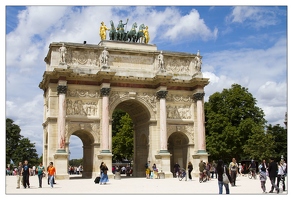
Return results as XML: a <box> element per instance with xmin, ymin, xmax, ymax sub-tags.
<box><xmin>159</xmin><ymin>150</ymin><xmax>169</xmax><ymax>154</ymax></box>
<box><xmin>56</xmin><ymin>149</ymin><xmax>66</xmax><ymax>153</ymax></box>
<box><xmin>196</xmin><ymin>150</ymin><xmax>208</xmax><ymax>154</ymax></box>
<box><xmin>100</xmin><ymin>150</ymin><xmax>111</xmax><ymax>153</ymax></box>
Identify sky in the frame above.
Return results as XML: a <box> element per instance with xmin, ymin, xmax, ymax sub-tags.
<box><xmin>3</xmin><ymin>1</ymin><xmax>290</xmax><ymax>163</ymax></box>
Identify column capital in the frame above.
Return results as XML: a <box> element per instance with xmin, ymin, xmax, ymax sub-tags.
<box><xmin>193</xmin><ymin>92</ymin><xmax>205</xmax><ymax>101</ymax></box>
<box><xmin>100</xmin><ymin>87</ymin><xmax>111</xmax><ymax>97</ymax></box>
<box><xmin>156</xmin><ymin>90</ymin><xmax>168</xmax><ymax>99</ymax></box>
<box><xmin>57</xmin><ymin>85</ymin><xmax>67</xmax><ymax>95</ymax></box>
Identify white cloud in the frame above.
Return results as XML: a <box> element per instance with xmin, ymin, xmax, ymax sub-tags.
<box><xmin>227</xmin><ymin>6</ymin><xmax>280</xmax><ymax>28</ymax></box>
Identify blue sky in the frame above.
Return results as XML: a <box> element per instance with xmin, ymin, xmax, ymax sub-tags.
<box><xmin>3</xmin><ymin>2</ymin><xmax>289</xmax><ymax>161</ymax></box>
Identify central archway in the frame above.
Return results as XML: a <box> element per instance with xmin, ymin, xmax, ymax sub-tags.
<box><xmin>110</xmin><ymin>99</ymin><xmax>152</xmax><ymax>177</ymax></box>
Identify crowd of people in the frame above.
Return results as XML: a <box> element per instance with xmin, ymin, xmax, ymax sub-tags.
<box><xmin>212</xmin><ymin>157</ymin><xmax>287</xmax><ymax>194</ymax></box>
<box><xmin>11</xmin><ymin>160</ymin><xmax>57</xmax><ymax>189</ymax></box>
<box><xmin>9</xmin><ymin>157</ymin><xmax>287</xmax><ymax>194</ymax></box>
<box><xmin>68</xmin><ymin>165</ymin><xmax>83</xmax><ymax>175</ymax></box>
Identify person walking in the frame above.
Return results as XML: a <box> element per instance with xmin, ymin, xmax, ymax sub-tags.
<box><xmin>216</xmin><ymin>159</ymin><xmax>232</xmax><ymax>194</ymax></box>
<box><xmin>229</xmin><ymin>158</ymin><xmax>238</xmax><ymax>186</ymax></box>
<box><xmin>187</xmin><ymin>161</ymin><xmax>193</xmax><ymax>181</ymax></box>
<box><xmin>21</xmin><ymin>160</ymin><xmax>31</xmax><ymax>189</ymax></box>
<box><xmin>268</xmin><ymin>158</ymin><xmax>280</xmax><ymax>194</ymax></box>
<box><xmin>258</xmin><ymin>160</ymin><xmax>268</xmax><ymax>193</ymax></box>
<box><xmin>47</xmin><ymin>162</ymin><xmax>56</xmax><ymax>188</ymax></box>
<box><xmin>238</xmin><ymin>163</ymin><xmax>243</xmax><ymax>176</ymax></box>
<box><xmin>248</xmin><ymin>160</ymin><xmax>256</xmax><ymax>178</ymax></box>
<box><xmin>205</xmin><ymin>161</ymin><xmax>211</xmax><ymax>181</ymax></box>
<box><xmin>16</xmin><ymin>162</ymin><xmax>23</xmax><ymax>189</ymax></box>
<box><xmin>174</xmin><ymin>162</ymin><xmax>180</xmax><ymax>178</ymax></box>
<box><xmin>277</xmin><ymin>160</ymin><xmax>286</xmax><ymax>191</ymax></box>
<box><xmin>47</xmin><ymin>163</ymin><xmax>56</xmax><ymax>185</ymax></box>
<box><xmin>36</xmin><ymin>162</ymin><xmax>45</xmax><ymax>188</ymax></box>
<box><xmin>100</xmin><ymin>162</ymin><xmax>109</xmax><ymax>185</ymax></box>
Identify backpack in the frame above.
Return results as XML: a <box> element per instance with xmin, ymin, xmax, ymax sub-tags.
<box><xmin>145</xmin><ymin>163</ymin><xmax>148</xmax><ymax>169</ymax></box>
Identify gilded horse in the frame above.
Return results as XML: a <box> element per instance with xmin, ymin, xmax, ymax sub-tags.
<box><xmin>109</xmin><ymin>20</ymin><xmax>117</xmax><ymax>41</ymax></box>
<box><xmin>136</xmin><ymin>24</ymin><xmax>146</xmax><ymax>43</ymax></box>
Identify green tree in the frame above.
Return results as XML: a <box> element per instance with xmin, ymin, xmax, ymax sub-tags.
<box><xmin>112</xmin><ymin>112</ymin><xmax>134</xmax><ymax>162</ymax></box>
<box><xmin>6</xmin><ymin>118</ymin><xmax>22</xmax><ymax>165</ymax></box>
<box><xmin>112</xmin><ymin>109</ymin><xmax>127</xmax><ymax>137</ymax></box>
<box><xmin>204</xmin><ymin>84</ymin><xmax>267</xmax><ymax>163</ymax></box>
<box><xmin>242</xmin><ymin>125</ymin><xmax>276</xmax><ymax>161</ymax></box>
<box><xmin>266</xmin><ymin>124</ymin><xmax>287</xmax><ymax>160</ymax></box>
<box><xmin>6</xmin><ymin>118</ymin><xmax>39</xmax><ymax>166</ymax></box>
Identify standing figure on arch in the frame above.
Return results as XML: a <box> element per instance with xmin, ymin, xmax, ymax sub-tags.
<box><xmin>100</xmin><ymin>47</ymin><xmax>109</xmax><ymax>66</ymax></box>
<box><xmin>158</xmin><ymin>51</ymin><xmax>165</xmax><ymax>71</ymax></box>
<box><xmin>143</xmin><ymin>25</ymin><xmax>150</xmax><ymax>44</ymax></box>
<box><xmin>59</xmin><ymin>43</ymin><xmax>67</xmax><ymax>64</ymax></box>
<box><xmin>100</xmin><ymin>21</ymin><xmax>109</xmax><ymax>40</ymax></box>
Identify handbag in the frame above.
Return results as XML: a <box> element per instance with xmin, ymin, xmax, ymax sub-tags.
<box><xmin>222</xmin><ymin>166</ymin><xmax>230</xmax><ymax>184</ymax></box>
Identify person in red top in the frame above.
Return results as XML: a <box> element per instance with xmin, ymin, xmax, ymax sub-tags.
<box><xmin>47</xmin><ymin>162</ymin><xmax>56</xmax><ymax>188</ymax></box>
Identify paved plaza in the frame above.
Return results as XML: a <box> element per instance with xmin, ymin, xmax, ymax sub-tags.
<box><xmin>5</xmin><ymin>174</ymin><xmax>288</xmax><ymax>196</ymax></box>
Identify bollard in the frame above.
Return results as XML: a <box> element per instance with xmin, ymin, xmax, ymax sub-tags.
<box><xmin>114</xmin><ymin>172</ymin><xmax>121</xmax><ymax>180</ymax></box>
<box><xmin>158</xmin><ymin>172</ymin><xmax>165</xmax><ymax>179</ymax></box>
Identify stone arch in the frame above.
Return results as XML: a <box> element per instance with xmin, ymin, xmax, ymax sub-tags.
<box><xmin>168</xmin><ymin>131</ymin><xmax>189</xmax><ymax>175</ymax></box>
<box><xmin>67</xmin><ymin>124</ymin><xmax>96</xmax><ymax>178</ymax></box>
<box><xmin>110</xmin><ymin>98</ymin><xmax>152</xmax><ymax>177</ymax></box>
<box><xmin>109</xmin><ymin>95</ymin><xmax>156</xmax><ymax>121</ymax></box>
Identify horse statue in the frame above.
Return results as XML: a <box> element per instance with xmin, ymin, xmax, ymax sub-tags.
<box><xmin>126</xmin><ymin>22</ymin><xmax>137</xmax><ymax>42</ymax></box>
<box><xmin>136</xmin><ymin>24</ymin><xmax>146</xmax><ymax>43</ymax></box>
<box><xmin>109</xmin><ymin>20</ymin><xmax>117</xmax><ymax>41</ymax></box>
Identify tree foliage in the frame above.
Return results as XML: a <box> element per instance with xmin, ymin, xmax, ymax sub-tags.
<box><xmin>266</xmin><ymin>124</ymin><xmax>287</xmax><ymax>160</ymax></box>
<box><xmin>205</xmin><ymin>84</ymin><xmax>267</xmax><ymax>163</ymax></box>
<box><xmin>112</xmin><ymin>110</ymin><xmax>134</xmax><ymax>162</ymax></box>
<box><xmin>6</xmin><ymin>118</ymin><xmax>39</xmax><ymax>166</ymax></box>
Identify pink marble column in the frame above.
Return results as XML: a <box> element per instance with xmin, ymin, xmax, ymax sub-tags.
<box><xmin>100</xmin><ymin>87</ymin><xmax>111</xmax><ymax>153</ymax></box>
<box><xmin>156</xmin><ymin>90</ymin><xmax>168</xmax><ymax>153</ymax></box>
<box><xmin>193</xmin><ymin>92</ymin><xmax>206</xmax><ymax>153</ymax></box>
<box><xmin>57</xmin><ymin>84</ymin><xmax>67</xmax><ymax>152</ymax></box>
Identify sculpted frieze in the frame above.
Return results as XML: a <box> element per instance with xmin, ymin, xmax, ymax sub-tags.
<box><xmin>166</xmin><ymin>94</ymin><xmax>192</xmax><ymax>102</ymax></box>
<box><xmin>65</xmin><ymin>49</ymin><xmax>99</xmax><ymax>67</ymax></box>
<box><xmin>67</xmin><ymin>89</ymin><xmax>99</xmax><ymax>98</ymax></box>
<box><xmin>112</xmin><ymin>55</ymin><xmax>154</xmax><ymax>65</ymax></box>
<box><xmin>165</xmin><ymin>58</ymin><xmax>191</xmax><ymax>73</ymax></box>
<box><xmin>137</xmin><ymin>92</ymin><xmax>157</xmax><ymax>111</ymax></box>
<box><xmin>166</xmin><ymin>104</ymin><xmax>192</xmax><ymax>119</ymax></box>
<box><xmin>66</xmin><ymin>99</ymin><xmax>97</xmax><ymax>116</ymax></box>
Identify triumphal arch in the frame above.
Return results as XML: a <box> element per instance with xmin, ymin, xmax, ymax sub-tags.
<box><xmin>39</xmin><ymin>38</ymin><xmax>210</xmax><ymax>180</ymax></box>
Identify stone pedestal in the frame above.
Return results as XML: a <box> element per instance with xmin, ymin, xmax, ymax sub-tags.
<box><xmin>54</xmin><ymin>153</ymin><xmax>69</xmax><ymax>180</ymax></box>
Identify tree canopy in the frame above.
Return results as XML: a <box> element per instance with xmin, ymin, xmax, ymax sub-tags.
<box><xmin>204</xmin><ymin>84</ymin><xmax>270</xmax><ymax>163</ymax></box>
<box><xmin>112</xmin><ymin>110</ymin><xmax>134</xmax><ymax>162</ymax></box>
<box><xmin>6</xmin><ymin>118</ymin><xmax>39</xmax><ymax>166</ymax></box>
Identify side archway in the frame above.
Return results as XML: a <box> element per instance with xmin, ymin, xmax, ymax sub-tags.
<box><xmin>168</xmin><ymin>132</ymin><xmax>189</xmax><ymax>176</ymax></box>
<box><xmin>68</xmin><ymin>128</ymin><xmax>95</xmax><ymax>178</ymax></box>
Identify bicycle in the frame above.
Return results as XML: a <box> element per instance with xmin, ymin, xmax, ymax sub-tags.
<box><xmin>278</xmin><ymin>175</ymin><xmax>285</xmax><ymax>191</ymax></box>
<box><xmin>199</xmin><ymin>170</ymin><xmax>208</xmax><ymax>183</ymax></box>
<box><xmin>178</xmin><ymin>168</ymin><xmax>187</xmax><ymax>181</ymax></box>
<box><xmin>248</xmin><ymin>169</ymin><xmax>257</xmax><ymax>179</ymax></box>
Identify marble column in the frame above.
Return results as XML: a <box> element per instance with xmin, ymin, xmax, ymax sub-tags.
<box><xmin>100</xmin><ymin>87</ymin><xmax>111</xmax><ymax>153</ymax></box>
<box><xmin>193</xmin><ymin>92</ymin><xmax>206</xmax><ymax>153</ymax></box>
<box><xmin>156</xmin><ymin>90</ymin><xmax>169</xmax><ymax>153</ymax></box>
<box><xmin>57</xmin><ymin>84</ymin><xmax>67</xmax><ymax>152</ymax></box>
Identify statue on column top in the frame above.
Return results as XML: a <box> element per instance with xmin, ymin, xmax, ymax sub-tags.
<box><xmin>59</xmin><ymin>43</ymin><xmax>67</xmax><ymax>64</ymax></box>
